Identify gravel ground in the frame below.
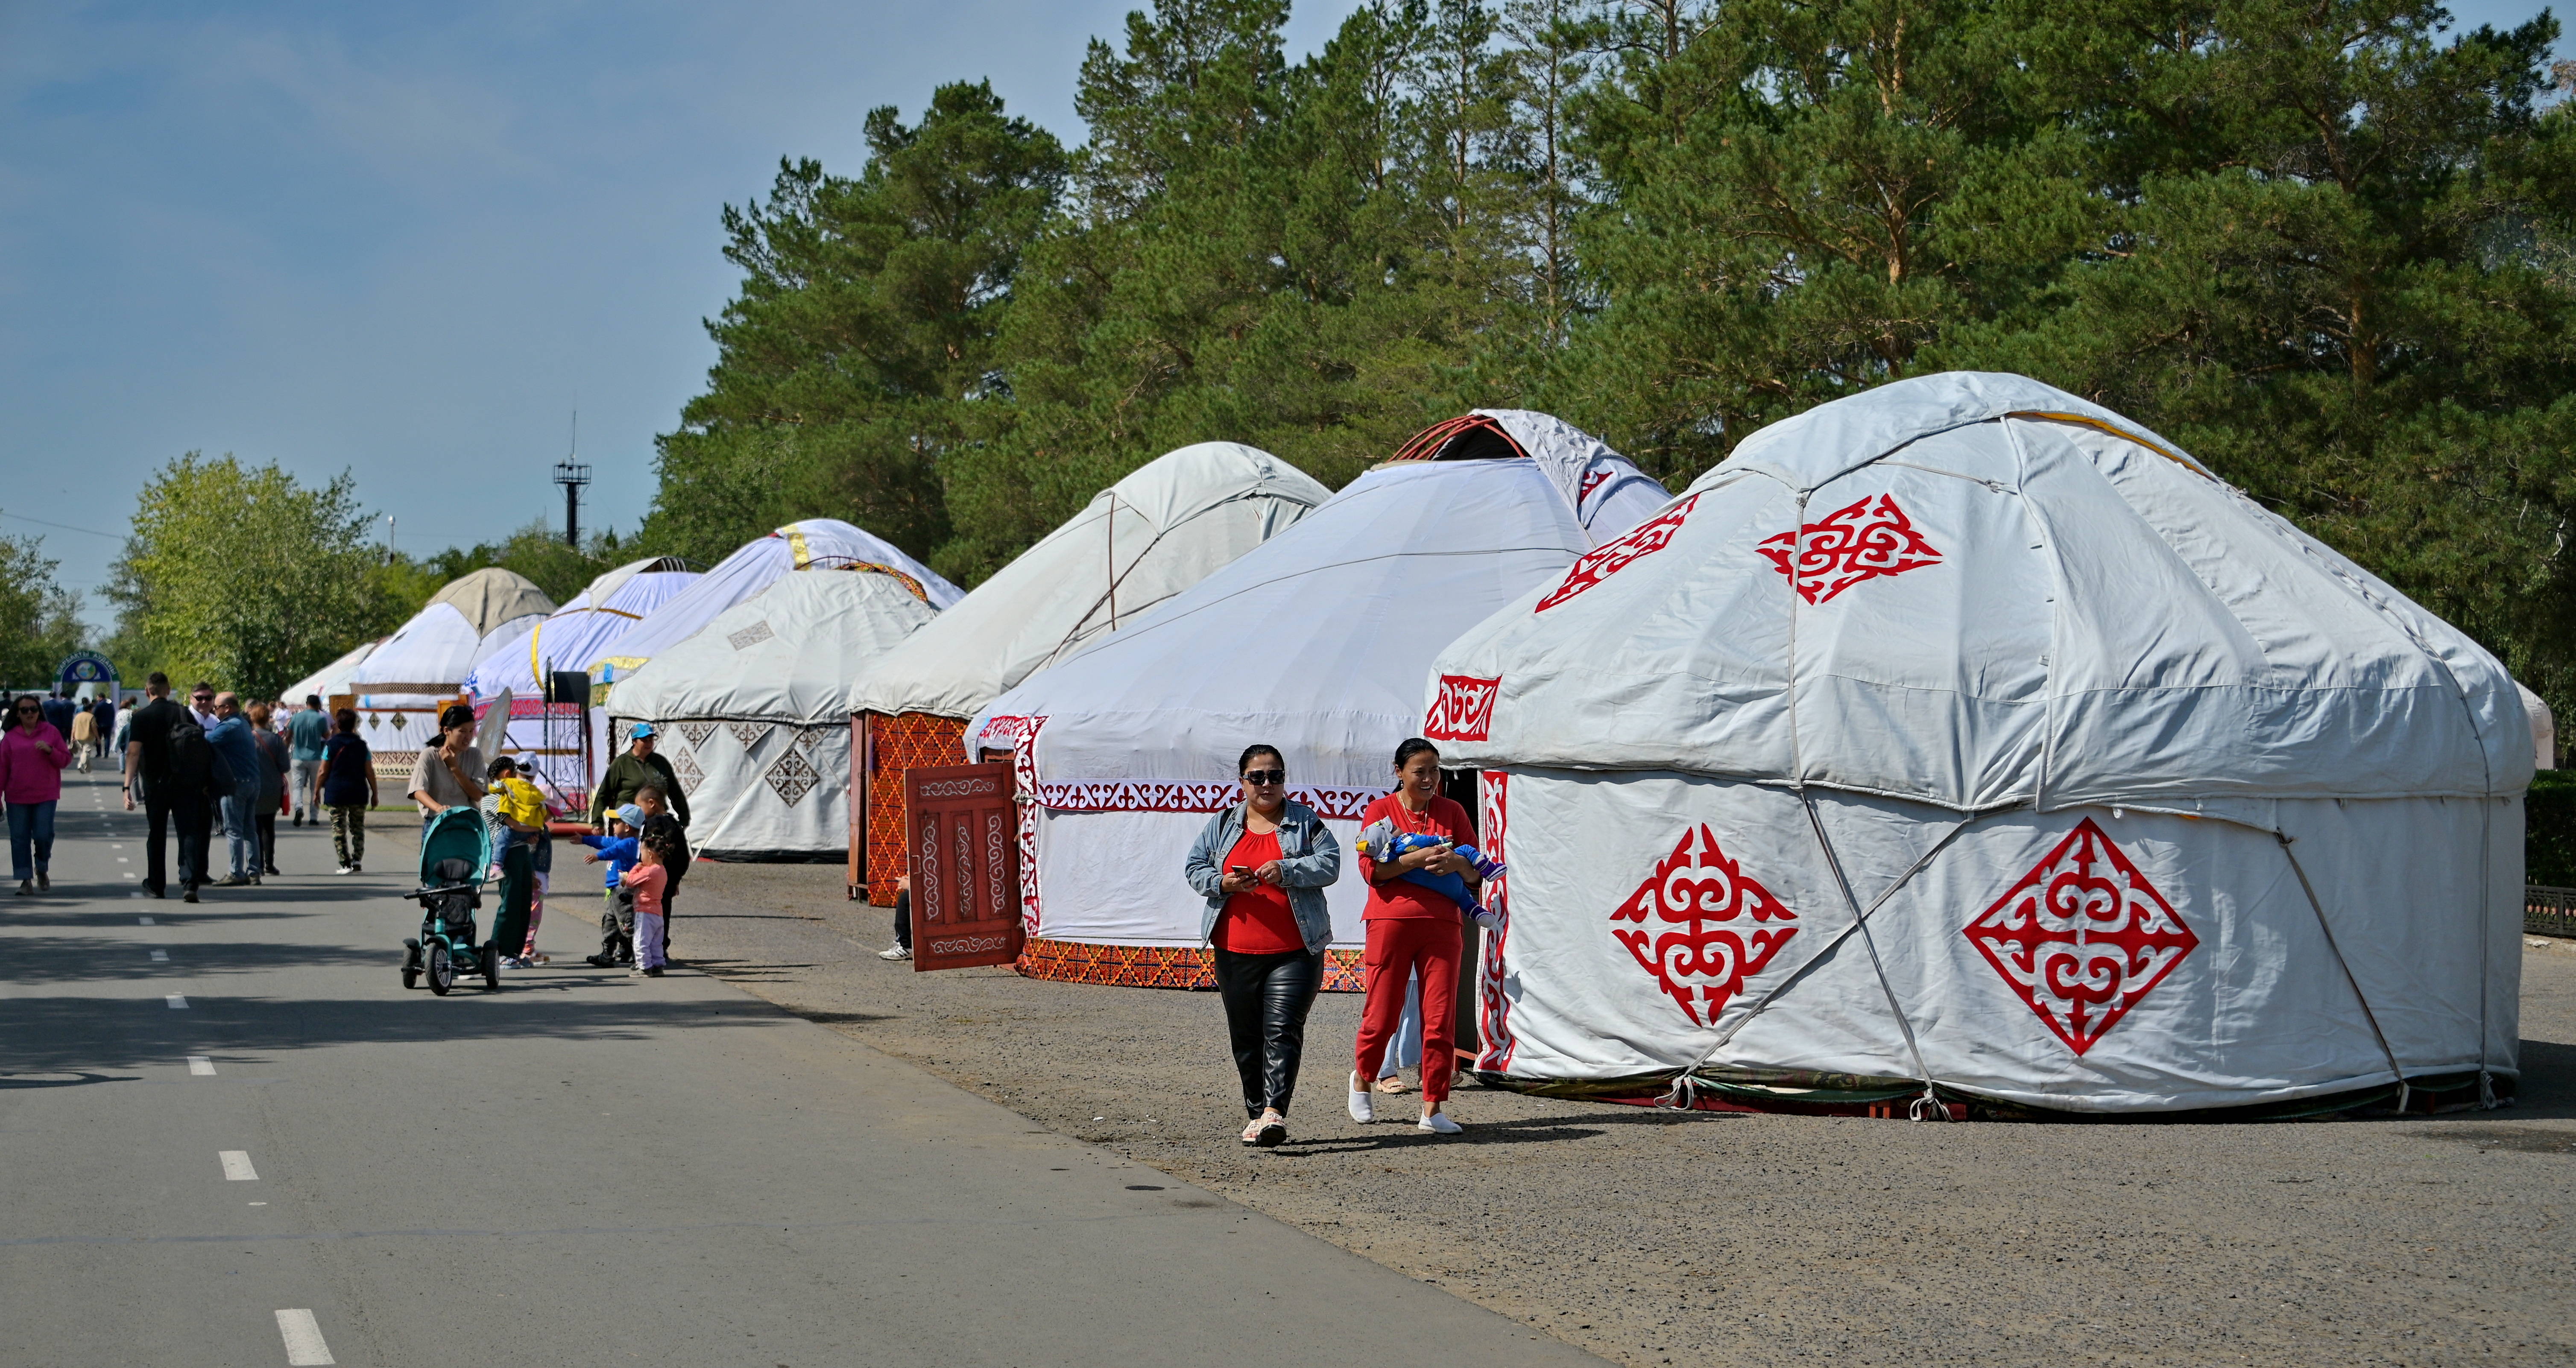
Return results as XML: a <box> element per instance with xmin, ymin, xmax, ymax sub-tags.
<box><xmin>546</xmin><ymin>856</ymin><xmax>2576</xmax><ymax>1367</ymax></box>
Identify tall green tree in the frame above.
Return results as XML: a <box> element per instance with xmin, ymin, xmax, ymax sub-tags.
<box><xmin>644</xmin><ymin>81</ymin><xmax>1068</xmax><ymax>567</ymax></box>
<box><xmin>107</xmin><ymin>455</ymin><xmax>396</xmax><ymax>702</ymax></box>
<box><xmin>0</xmin><ymin>527</ymin><xmax>87</xmax><ymax>689</ymax></box>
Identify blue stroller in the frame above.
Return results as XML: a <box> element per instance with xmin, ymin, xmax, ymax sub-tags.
<box><xmin>401</xmin><ymin>807</ymin><xmax>501</xmax><ymax>994</ymax></box>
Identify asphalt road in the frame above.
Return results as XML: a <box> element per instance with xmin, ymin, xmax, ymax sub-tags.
<box><xmin>0</xmin><ymin>768</ymin><xmax>1599</xmax><ymax>1367</ymax></box>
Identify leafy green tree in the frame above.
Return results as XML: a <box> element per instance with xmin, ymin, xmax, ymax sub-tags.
<box><xmin>0</xmin><ymin>527</ymin><xmax>87</xmax><ymax>690</ymax></box>
<box><xmin>417</xmin><ymin>521</ymin><xmax>634</xmax><ymax>606</ymax></box>
<box><xmin>106</xmin><ymin>454</ymin><xmax>396</xmax><ymax>702</ymax></box>
<box><xmin>645</xmin><ymin>81</ymin><xmax>1068</xmax><ymax>568</ymax></box>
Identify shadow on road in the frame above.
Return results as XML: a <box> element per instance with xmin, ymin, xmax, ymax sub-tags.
<box><xmin>0</xmin><ymin>987</ymin><xmax>795</xmax><ymax>1073</ymax></box>
<box><xmin>0</xmin><ymin>933</ymin><xmax>391</xmax><ymax>985</ymax></box>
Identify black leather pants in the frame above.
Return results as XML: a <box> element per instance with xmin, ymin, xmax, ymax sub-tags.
<box><xmin>1213</xmin><ymin>947</ymin><xmax>1324</xmax><ymax>1117</ymax></box>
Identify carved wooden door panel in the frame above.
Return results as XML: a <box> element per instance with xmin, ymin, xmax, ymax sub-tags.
<box><xmin>905</xmin><ymin>761</ymin><xmax>1022</xmax><ymax>971</ymax></box>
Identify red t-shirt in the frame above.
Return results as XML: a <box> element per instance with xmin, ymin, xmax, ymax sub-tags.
<box><xmin>621</xmin><ymin>862</ymin><xmax>667</xmax><ymax>919</ymax></box>
<box><xmin>1358</xmin><ymin>794</ymin><xmax>1476</xmax><ymax>921</ymax></box>
<box><xmin>1213</xmin><ymin>829</ymin><xmax>1303</xmax><ymax>954</ymax></box>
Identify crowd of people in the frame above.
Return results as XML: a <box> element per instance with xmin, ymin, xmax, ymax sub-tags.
<box><xmin>21</xmin><ymin>667</ymin><xmax>1474</xmax><ymax>1145</ymax></box>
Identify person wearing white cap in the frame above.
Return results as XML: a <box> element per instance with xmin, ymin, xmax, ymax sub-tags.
<box><xmin>588</xmin><ymin>722</ymin><xmax>689</xmax><ymax>830</ymax></box>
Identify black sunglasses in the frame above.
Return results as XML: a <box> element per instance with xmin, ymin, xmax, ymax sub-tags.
<box><xmin>1241</xmin><ymin>769</ymin><xmax>1286</xmax><ymax>786</ymax></box>
<box><xmin>13</xmin><ymin>704</ymin><xmax>37</xmax><ymax>714</ymax></box>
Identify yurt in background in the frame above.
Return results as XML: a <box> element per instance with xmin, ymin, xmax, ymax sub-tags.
<box><xmin>608</xmin><ymin>568</ymin><xmax>936</xmax><ymax>859</ymax></box>
<box><xmin>589</xmin><ymin>520</ymin><xmax>961</xmax><ymax>709</ymax></box>
<box><xmin>349</xmin><ymin>568</ymin><xmax>553</xmax><ymax>785</ymax></box>
<box><xmin>844</xmin><ymin>442</ymin><xmax>1330</xmax><ymax>903</ymax></box>
<box><xmin>465</xmin><ymin>556</ymin><xmax>696</xmax><ymax>811</ymax></box>
<box><xmin>967</xmin><ymin>410</ymin><xmax>1667</xmax><ymax>989</ymax></box>
<box><xmin>280</xmin><ymin>637</ymin><xmax>381</xmax><ymax>709</ymax></box>
<box><xmin>1428</xmin><ymin>372</ymin><xmax>2529</xmax><ymax>1117</ymax></box>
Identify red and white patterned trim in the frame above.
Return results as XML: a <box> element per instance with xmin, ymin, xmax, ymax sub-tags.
<box><xmin>979</xmin><ymin>715</ymin><xmax>1048</xmax><ymax>935</ymax></box>
<box><xmin>1027</xmin><ymin>779</ymin><xmax>1384</xmax><ymax>822</ymax></box>
<box><xmin>1476</xmin><ymin>770</ymin><xmax>1517</xmax><ymax>1073</ymax></box>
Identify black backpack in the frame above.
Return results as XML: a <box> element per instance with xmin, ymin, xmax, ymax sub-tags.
<box><xmin>167</xmin><ymin>718</ymin><xmax>227</xmax><ymax>794</ymax></box>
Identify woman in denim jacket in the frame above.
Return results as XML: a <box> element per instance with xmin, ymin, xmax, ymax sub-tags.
<box><xmin>1183</xmin><ymin>744</ymin><xmax>1342</xmax><ymax>1147</ymax></box>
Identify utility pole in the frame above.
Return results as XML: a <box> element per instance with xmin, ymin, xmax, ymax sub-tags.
<box><xmin>553</xmin><ymin>411</ymin><xmax>590</xmax><ymax>550</ymax></box>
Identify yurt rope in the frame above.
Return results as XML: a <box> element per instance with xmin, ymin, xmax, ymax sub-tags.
<box><xmin>1656</xmin><ymin>816</ymin><xmax>1978</xmax><ymax>1114</ymax></box>
<box><xmin>2274</xmin><ymin>832</ymin><xmax>2411</xmax><ymax>1114</ymax></box>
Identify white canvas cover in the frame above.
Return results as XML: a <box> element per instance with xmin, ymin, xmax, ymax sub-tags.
<box><xmin>1427</xmin><ymin>371</ymin><xmax>2531</xmax><ymax>1113</ymax></box>
<box><xmin>589</xmin><ymin>520</ymin><xmax>961</xmax><ymax>704</ymax></box>
<box><xmin>849</xmin><ymin>442</ymin><xmax>1331</xmax><ymax>721</ymax></box>
<box><xmin>969</xmin><ymin>417</ymin><xmax>1666</xmax><ymax>951</ymax></box>
<box><xmin>466</xmin><ymin>567</ymin><xmax>700</xmax><ymax>700</ymax></box>
<box><xmin>351</xmin><ymin>569</ymin><xmax>553</xmax><ymax>763</ymax></box>
<box><xmin>611</xmin><ymin>569</ymin><xmax>937</xmax><ymax>858</ymax></box>
<box><xmin>280</xmin><ymin>638</ymin><xmax>378</xmax><ymax>705</ymax></box>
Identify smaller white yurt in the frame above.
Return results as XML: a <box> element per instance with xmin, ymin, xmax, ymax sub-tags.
<box><xmin>609</xmin><ymin>567</ymin><xmax>937</xmax><ymax>859</ymax></box>
<box><xmin>843</xmin><ymin>441</ymin><xmax>1330</xmax><ymax>903</ymax></box>
<box><xmin>465</xmin><ymin>558</ymin><xmax>698</xmax><ymax>808</ymax></box>
<box><xmin>967</xmin><ymin>411</ymin><xmax>1668</xmax><ymax>988</ymax></box>
<box><xmin>589</xmin><ymin>520</ymin><xmax>961</xmax><ymax>705</ymax></box>
<box><xmin>1429</xmin><ymin>372</ymin><xmax>2531</xmax><ymax>1117</ymax></box>
<box><xmin>281</xmin><ymin>637</ymin><xmax>380</xmax><ymax>707</ymax></box>
<box><xmin>351</xmin><ymin>568</ymin><xmax>553</xmax><ymax>778</ymax></box>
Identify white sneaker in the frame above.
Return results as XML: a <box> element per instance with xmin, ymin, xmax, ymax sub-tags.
<box><xmin>878</xmin><ymin>945</ymin><xmax>911</xmax><ymax>961</ymax></box>
<box><xmin>1417</xmin><ymin>1110</ymin><xmax>1463</xmax><ymax>1135</ymax></box>
<box><xmin>1347</xmin><ymin>1071</ymin><xmax>1375</xmax><ymax>1124</ymax></box>
<box><xmin>334</xmin><ymin>865</ymin><xmax>352</xmax><ymax>875</ymax></box>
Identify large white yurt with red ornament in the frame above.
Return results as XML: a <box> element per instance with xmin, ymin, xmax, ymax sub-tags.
<box><xmin>967</xmin><ymin>411</ymin><xmax>1668</xmax><ymax>988</ymax></box>
<box><xmin>1427</xmin><ymin>372</ymin><xmax>2530</xmax><ymax>1116</ymax></box>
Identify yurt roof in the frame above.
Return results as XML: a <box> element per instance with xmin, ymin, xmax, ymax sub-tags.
<box><xmin>465</xmin><ymin>568</ymin><xmax>699</xmax><ymax>699</ymax></box>
<box><xmin>971</xmin><ymin>422</ymin><xmax>1669</xmax><ymax>789</ymax></box>
<box><xmin>283</xmin><ymin>638</ymin><xmax>379</xmax><ymax>702</ymax></box>
<box><xmin>610</xmin><ymin>568</ymin><xmax>937</xmax><ymax>725</ymax></box>
<box><xmin>849</xmin><ymin>441</ymin><xmax>1329</xmax><ymax>720</ymax></box>
<box><xmin>580</xmin><ymin>555</ymin><xmax>690</xmax><ymax>608</ymax></box>
<box><xmin>424</xmin><ymin>567</ymin><xmax>555</xmax><ymax>637</ymax></box>
<box><xmin>1428</xmin><ymin>371</ymin><xmax>2534</xmax><ymax>809</ymax></box>
<box><xmin>591</xmin><ymin>519</ymin><xmax>961</xmax><ymax>680</ymax></box>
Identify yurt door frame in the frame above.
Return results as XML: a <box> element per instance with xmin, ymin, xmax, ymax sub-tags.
<box><xmin>905</xmin><ymin>761</ymin><xmax>1024</xmax><ymax>972</ymax></box>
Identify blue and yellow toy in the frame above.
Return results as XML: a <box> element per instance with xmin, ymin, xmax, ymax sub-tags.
<box><xmin>1354</xmin><ymin>818</ymin><xmax>1506</xmax><ymax>925</ymax></box>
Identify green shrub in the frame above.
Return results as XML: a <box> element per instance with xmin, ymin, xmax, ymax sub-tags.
<box><xmin>2528</xmin><ymin>771</ymin><xmax>2576</xmax><ymax>887</ymax></box>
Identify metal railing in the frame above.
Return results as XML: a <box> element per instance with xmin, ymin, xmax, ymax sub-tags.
<box><xmin>2529</xmin><ymin>886</ymin><xmax>2576</xmax><ymax>939</ymax></box>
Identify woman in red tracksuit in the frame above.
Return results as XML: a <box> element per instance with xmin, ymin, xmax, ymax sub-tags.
<box><xmin>1348</xmin><ymin>737</ymin><xmax>1479</xmax><ymax>1134</ymax></box>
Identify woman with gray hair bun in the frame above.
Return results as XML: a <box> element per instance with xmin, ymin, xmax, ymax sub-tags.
<box><xmin>1183</xmin><ymin>744</ymin><xmax>1342</xmax><ymax>1148</ymax></box>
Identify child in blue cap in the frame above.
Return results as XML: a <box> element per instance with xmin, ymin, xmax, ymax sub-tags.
<box><xmin>579</xmin><ymin>804</ymin><xmax>645</xmax><ymax>966</ymax></box>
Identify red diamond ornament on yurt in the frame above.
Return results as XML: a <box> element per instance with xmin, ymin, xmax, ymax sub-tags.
<box><xmin>1536</xmin><ymin>494</ymin><xmax>1701</xmax><ymax>612</ymax></box>
<box><xmin>1611</xmin><ymin>824</ymin><xmax>1798</xmax><ymax>1027</ymax></box>
<box><xmin>1755</xmin><ymin>493</ymin><xmax>1943</xmax><ymax>605</ymax></box>
<box><xmin>1964</xmin><ymin>818</ymin><xmax>2199</xmax><ymax>1055</ymax></box>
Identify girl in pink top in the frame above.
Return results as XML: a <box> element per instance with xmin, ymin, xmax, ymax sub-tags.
<box><xmin>621</xmin><ymin>824</ymin><xmax>682</xmax><ymax>976</ymax></box>
<box><xmin>0</xmin><ymin>693</ymin><xmax>71</xmax><ymax>894</ymax></box>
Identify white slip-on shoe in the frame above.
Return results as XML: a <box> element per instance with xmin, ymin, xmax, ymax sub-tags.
<box><xmin>1347</xmin><ymin>1071</ymin><xmax>1376</xmax><ymax>1124</ymax></box>
<box><xmin>1417</xmin><ymin>1110</ymin><xmax>1463</xmax><ymax>1135</ymax></box>
<box><xmin>878</xmin><ymin>944</ymin><xmax>911</xmax><ymax>961</ymax></box>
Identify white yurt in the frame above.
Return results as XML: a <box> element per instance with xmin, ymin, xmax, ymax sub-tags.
<box><xmin>967</xmin><ymin>411</ymin><xmax>1668</xmax><ymax>987</ymax></box>
<box><xmin>465</xmin><ymin>557</ymin><xmax>698</xmax><ymax>808</ymax></box>
<box><xmin>280</xmin><ymin>637</ymin><xmax>380</xmax><ymax>707</ymax></box>
<box><xmin>609</xmin><ymin>567</ymin><xmax>937</xmax><ymax>859</ymax></box>
<box><xmin>350</xmin><ymin>568</ymin><xmax>554</xmax><ymax>777</ymax></box>
<box><xmin>589</xmin><ymin>519</ymin><xmax>962</xmax><ymax>707</ymax></box>
<box><xmin>843</xmin><ymin>441</ymin><xmax>1331</xmax><ymax>903</ymax></box>
<box><xmin>1427</xmin><ymin>372</ymin><xmax>2530</xmax><ymax>1117</ymax></box>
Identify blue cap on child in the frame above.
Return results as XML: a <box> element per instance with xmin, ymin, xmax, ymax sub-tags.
<box><xmin>615</xmin><ymin>804</ymin><xmax>645</xmax><ymax>828</ymax></box>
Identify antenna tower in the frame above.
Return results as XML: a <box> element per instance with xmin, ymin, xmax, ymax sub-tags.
<box><xmin>553</xmin><ymin>410</ymin><xmax>591</xmax><ymax>549</ymax></box>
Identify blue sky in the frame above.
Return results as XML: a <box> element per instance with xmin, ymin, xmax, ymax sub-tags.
<box><xmin>0</xmin><ymin>0</ymin><xmax>2563</xmax><ymax>631</ymax></box>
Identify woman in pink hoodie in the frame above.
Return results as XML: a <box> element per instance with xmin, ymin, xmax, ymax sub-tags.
<box><xmin>0</xmin><ymin>693</ymin><xmax>71</xmax><ymax>894</ymax></box>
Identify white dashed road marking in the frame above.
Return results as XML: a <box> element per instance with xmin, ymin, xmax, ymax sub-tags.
<box><xmin>274</xmin><ymin>1310</ymin><xmax>334</xmax><ymax>1365</ymax></box>
<box><xmin>138</xmin><ymin>915</ymin><xmax>153</xmax><ymax>924</ymax></box>
<box><xmin>220</xmin><ymin>1151</ymin><xmax>258</xmax><ymax>1181</ymax></box>
<box><xmin>188</xmin><ymin>1056</ymin><xmax>215</xmax><ymax>1076</ymax></box>
<box><xmin>165</xmin><ymin>994</ymin><xmax>187</xmax><ymax>1009</ymax></box>
<box><xmin>149</xmin><ymin>949</ymin><xmax>167</xmax><ymax>962</ymax></box>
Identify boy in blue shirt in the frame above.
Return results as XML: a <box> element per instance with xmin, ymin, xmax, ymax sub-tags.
<box><xmin>579</xmin><ymin>804</ymin><xmax>643</xmax><ymax>967</ymax></box>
